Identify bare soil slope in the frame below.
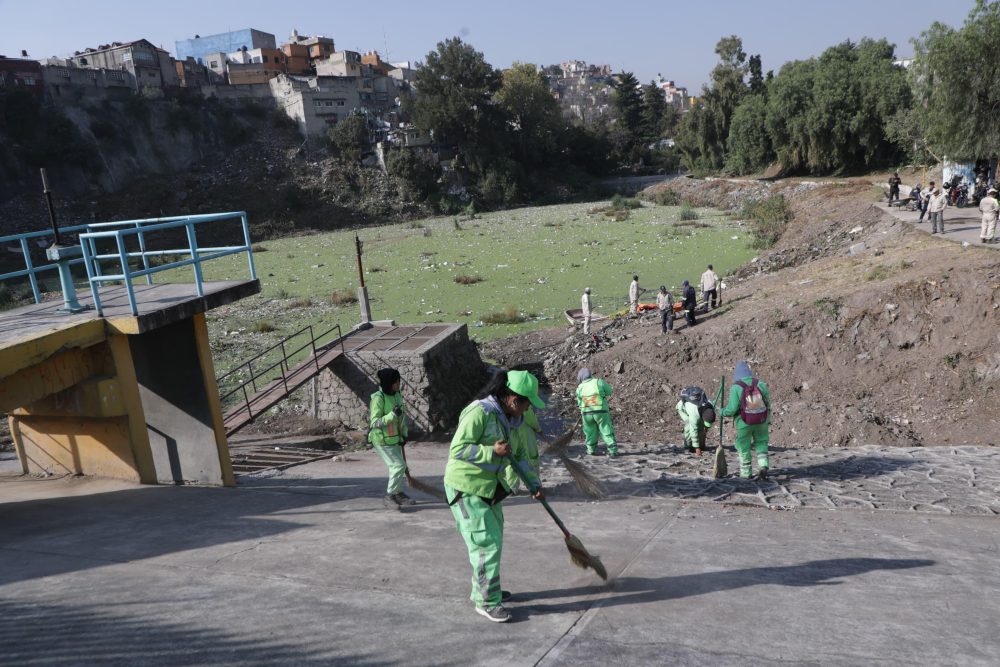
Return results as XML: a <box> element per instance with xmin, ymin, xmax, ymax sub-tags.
<box><xmin>484</xmin><ymin>178</ymin><xmax>1000</xmax><ymax>449</ymax></box>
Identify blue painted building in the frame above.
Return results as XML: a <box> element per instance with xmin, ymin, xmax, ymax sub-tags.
<box><xmin>175</xmin><ymin>29</ymin><xmax>276</xmax><ymax>65</ymax></box>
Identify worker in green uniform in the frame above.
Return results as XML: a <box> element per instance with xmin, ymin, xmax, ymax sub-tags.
<box><xmin>575</xmin><ymin>368</ymin><xmax>618</xmax><ymax>457</ymax></box>
<box><xmin>675</xmin><ymin>388</ymin><xmax>716</xmax><ymax>456</ymax></box>
<box><xmin>445</xmin><ymin>370</ymin><xmax>544</xmax><ymax>623</ymax></box>
<box><xmin>369</xmin><ymin>368</ymin><xmax>413</xmax><ymax>509</ymax></box>
<box><xmin>504</xmin><ymin>406</ymin><xmax>544</xmax><ymax>494</ymax></box>
<box><xmin>720</xmin><ymin>360</ymin><xmax>771</xmax><ymax>479</ymax></box>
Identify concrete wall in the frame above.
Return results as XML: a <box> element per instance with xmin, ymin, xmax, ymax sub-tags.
<box><xmin>176</xmin><ymin>29</ymin><xmax>276</xmax><ymax>65</ymax></box>
<box><xmin>315</xmin><ymin>325</ymin><xmax>487</xmax><ymax>434</ymax></box>
<box><xmin>128</xmin><ymin>318</ymin><xmax>224</xmax><ymax>484</ymax></box>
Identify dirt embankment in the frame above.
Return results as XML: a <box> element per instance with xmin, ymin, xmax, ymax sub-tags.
<box><xmin>484</xmin><ymin>177</ymin><xmax>1000</xmax><ymax>449</ymax></box>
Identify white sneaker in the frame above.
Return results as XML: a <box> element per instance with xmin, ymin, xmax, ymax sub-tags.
<box><xmin>476</xmin><ymin>605</ymin><xmax>511</xmax><ymax>623</ymax></box>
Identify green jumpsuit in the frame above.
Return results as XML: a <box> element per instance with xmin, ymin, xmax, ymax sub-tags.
<box><xmin>720</xmin><ymin>377</ymin><xmax>770</xmax><ymax>478</ymax></box>
<box><xmin>444</xmin><ymin>400</ymin><xmax>540</xmax><ymax>610</ymax></box>
<box><xmin>576</xmin><ymin>377</ymin><xmax>617</xmax><ymax>455</ymax></box>
<box><xmin>503</xmin><ymin>407</ymin><xmax>542</xmax><ymax>493</ymax></box>
<box><xmin>368</xmin><ymin>390</ymin><xmax>409</xmax><ymax>495</ymax></box>
<box><xmin>676</xmin><ymin>399</ymin><xmax>713</xmax><ymax>451</ymax></box>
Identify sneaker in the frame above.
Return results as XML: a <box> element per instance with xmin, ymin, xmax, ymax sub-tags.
<box><xmin>383</xmin><ymin>494</ymin><xmax>402</xmax><ymax>510</ymax></box>
<box><xmin>756</xmin><ymin>466</ymin><xmax>769</xmax><ymax>480</ymax></box>
<box><xmin>586</xmin><ymin>449</ymin><xmax>599</xmax><ymax>456</ymax></box>
<box><xmin>606</xmin><ymin>450</ymin><xmax>619</xmax><ymax>459</ymax></box>
<box><xmin>393</xmin><ymin>492</ymin><xmax>416</xmax><ymax>506</ymax></box>
<box><xmin>501</xmin><ymin>590</ymin><xmax>513</xmax><ymax>603</ymax></box>
<box><xmin>476</xmin><ymin>605</ymin><xmax>511</xmax><ymax>623</ymax></box>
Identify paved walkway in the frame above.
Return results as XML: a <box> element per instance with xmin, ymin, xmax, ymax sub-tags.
<box><xmin>2</xmin><ymin>442</ymin><xmax>1000</xmax><ymax>665</ymax></box>
<box><xmin>875</xmin><ymin>200</ymin><xmax>998</xmax><ymax>247</ymax></box>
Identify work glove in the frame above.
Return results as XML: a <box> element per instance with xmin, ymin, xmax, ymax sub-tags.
<box><xmin>392</xmin><ymin>405</ymin><xmax>403</xmax><ymax>417</ymax></box>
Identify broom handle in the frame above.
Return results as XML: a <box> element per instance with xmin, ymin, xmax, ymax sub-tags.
<box><xmin>507</xmin><ymin>456</ymin><xmax>572</xmax><ymax>539</ymax></box>
<box><xmin>400</xmin><ymin>441</ymin><xmax>412</xmax><ymax>478</ymax></box>
<box><xmin>719</xmin><ymin>376</ymin><xmax>725</xmax><ymax>448</ymax></box>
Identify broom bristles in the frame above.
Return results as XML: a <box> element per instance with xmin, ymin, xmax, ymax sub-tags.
<box><xmin>560</xmin><ymin>454</ymin><xmax>606</xmax><ymax>499</ymax></box>
<box><xmin>565</xmin><ymin>533</ymin><xmax>608</xmax><ymax>580</ymax></box>
<box><xmin>406</xmin><ymin>474</ymin><xmax>447</xmax><ymax>500</ymax></box>
<box><xmin>542</xmin><ymin>418</ymin><xmax>580</xmax><ymax>455</ymax></box>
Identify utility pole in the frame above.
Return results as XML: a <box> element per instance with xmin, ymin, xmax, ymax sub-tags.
<box><xmin>355</xmin><ymin>234</ymin><xmax>372</xmax><ymax>323</ymax></box>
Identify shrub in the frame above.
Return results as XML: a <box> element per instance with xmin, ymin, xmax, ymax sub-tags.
<box><xmin>611</xmin><ymin>194</ymin><xmax>642</xmax><ymax>210</ymax></box>
<box><xmin>678</xmin><ymin>204</ymin><xmax>699</xmax><ymax>221</ymax></box>
<box><xmin>274</xmin><ymin>287</ymin><xmax>291</xmax><ymax>299</ymax></box>
<box><xmin>743</xmin><ymin>194</ymin><xmax>792</xmax><ymax>249</ymax></box>
<box><xmin>327</xmin><ymin>113</ymin><xmax>369</xmax><ymax>162</ymax></box>
<box><xmin>482</xmin><ymin>305</ymin><xmax>527</xmax><ymax>325</ymax></box>
<box><xmin>330</xmin><ymin>289</ymin><xmax>358</xmax><ymax>306</ymax></box>
<box><xmin>288</xmin><ymin>297</ymin><xmax>313</xmax><ymax>308</ymax></box>
<box><xmin>653</xmin><ymin>189</ymin><xmax>680</xmax><ymax>206</ymax></box>
<box><xmin>454</xmin><ymin>274</ymin><xmax>484</xmax><ymax>285</ymax></box>
<box><xmin>250</xmin><ymin>320</ymin><xmax>277</xmax><ymax>333</ymax></box>
<box><xmin>251</xmin><ymin>244</ymin><xmax>268</xmax><ymax>253</ymax></box>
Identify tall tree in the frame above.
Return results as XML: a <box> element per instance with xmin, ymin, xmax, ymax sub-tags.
<box><xmin>641</xmin><ymin>82</ymin><xmax>667</xmax><ymax>142</ymax></box>
<box><xmin>495</xmin><ymin>62</ymin><xmax>564</xmax><ymax>167</ymax></box>
<box><xmin>912</xmin><ymin>0</ymin><xmax>1000</xmax><ymax>159</ymax></box>
<box><xmin>406</xmin><ymin>37</ymin><xmax>503</xmax><ymax>170</ymax></box>
<box><xmin>612</xmin><ymin>71</ymin><xmax>644</xmax><ymax>137</ymax></box>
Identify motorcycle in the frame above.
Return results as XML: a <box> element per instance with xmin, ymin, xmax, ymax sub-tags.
<box><xmin>943</xmin><ymin>177</ymin><xmax>968</xmax><ymax>208</ymax></box>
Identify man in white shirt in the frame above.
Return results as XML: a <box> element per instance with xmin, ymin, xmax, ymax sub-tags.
<box><xmin>980</xmin><ymin>188</ymin><xmax>999</xmax><ymax>244</ymax></box>
<box><xmin>628</xmin><ymin>275</ymin><xmax>642</xmax><ymax>317</ymax></box>
<box><xmin>928</xmin><ymin>188</ymin><xmax>947</xmax><ymax>234</ymax></box>
<box><xmin>700</xmin><ymin>264</ymin><xmax>720</xmax><ymax>310</ymax></box>
<box><xmin>919</xmin><ymin>180</ymin><xmax>935</xmax><ymax>222</ymax></box>
<box><xmin>581</xmin><ymin>287</ymin><xmax>592</xmax><ymax>334</ymax></box>
<box><xmin>656</xmin><ymin>285</ymin><xmax>673</xmax><ymax>333</ymax></box>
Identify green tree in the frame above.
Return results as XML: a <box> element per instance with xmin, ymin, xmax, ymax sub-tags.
<box><xmin>495</xmin><ymin>62</ymin><xmax>563</xmax><ymax>167</ymax></box>
<box><xmin>726</xmin><ymin>93</ymin><xmax>773</xmax><ymax>173</ymax></box>
<box><xmin>327</xmin><ymin>113</ymin><xmax>369</xmax><ymax>162</ymax></box>
<box><xmin>641</xmin><ymin>82</ymin><xmax>667</xmax><ymax>142</ymax></box>
<box><xmin>385</xmin><ymin>148</ymin><xmax>440</xmax><ymax>200</ymax></box>
<box><xmin>406</xmin><ymin>37</ymin><xmax>503</xmax><ymax>171</ymax></box>
<box><xmin>612</xmin><ymin>71</ymin><xmax>644</xmax><ymax>137</ymax></box>
<box><xmin>912</xmin><ymin>0</ymin><xmax>1000</xmax><ymax>159</ymax></box>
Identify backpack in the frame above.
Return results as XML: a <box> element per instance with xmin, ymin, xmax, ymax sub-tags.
<box><xmin>736</xmin><ymin>379</ymin><xmax>769</xmax><ymax>425</ymax></box>
<box><xmin>680</xmin><ymin>386</ymin><xmax>706</xmax><ymax>406</ymax></box>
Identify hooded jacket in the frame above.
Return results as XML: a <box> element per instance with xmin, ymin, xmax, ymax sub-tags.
<box><xmin>444</xmin><ymin>397</ymin><xmax>540</xmax><ymax>498</ymax></box>
<box><xmin>368</xmin><ymin>390</ymin><xmax>408</xmax><ymax>446</ymax></box>
<box><xmin>720</xmin><ymin>361</ymin><xmax>771</xmax><ymax>427</ymax></box>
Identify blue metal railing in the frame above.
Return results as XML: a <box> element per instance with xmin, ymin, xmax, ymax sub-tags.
<box><xmin>79</xmin><ymin>211</ymin><xmax>257</xmax><ymax>316</ymax></box>
<box><xmin>0</xmin><ymin>222</ymin><xmax>92</xmax><ymax>303</ymax></box>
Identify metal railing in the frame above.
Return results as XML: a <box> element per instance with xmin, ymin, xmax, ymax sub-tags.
<box><xmin>0</xmin><ymin>222</ymin><xmax>93</xmax><ymax>304</ymax></box>
<box><xmin>79</xmin><ymin>211</ymin><xmax>256</xmax><ymax>316</ymax></box>
<box><xmin>218</xmin><ymin>323</ymin><xmax>346</xmax><ymax>422</ymax></box>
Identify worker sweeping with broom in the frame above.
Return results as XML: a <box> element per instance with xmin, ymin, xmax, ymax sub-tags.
<box><xmin>576</xmin><ymin>368</ymin><xmax>618</xmax><ymax>457</ymax></box>
<box><xmin>444</xmin><ymin>370</ymin><xmax>545</xmax><ymax>623</ymax></box>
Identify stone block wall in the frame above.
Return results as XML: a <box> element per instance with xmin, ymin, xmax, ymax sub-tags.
<box><xmin>315</xmin><ymin>325</ymin><xmax>487</xmax><ymax>435</ymax></box>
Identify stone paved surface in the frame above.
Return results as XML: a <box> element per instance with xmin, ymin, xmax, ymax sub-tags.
<box><xmin>875</xmin><ymin>200</ymin><xmax>999</xmax><ymax>248</ymax></box>
<box><xmin>541</xmin><ymin>443</ymin><xmax>1000</xmax><ymax>515</ymax></box>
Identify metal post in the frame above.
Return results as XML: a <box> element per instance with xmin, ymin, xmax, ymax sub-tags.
<box><xmin>185</xmin><ymin>222</ymin><xmax>204</xmax><ymax>297</ymax></box>
<box><xmin>242</xmin><ymin>214</ymin><xmax>257</xmax><ymax>280</ymax></box>
<box><xmin>355</xmin><ymin>235</ymin><xmax>365</xmax><ymax>288</ymax></box>
<box><xmin>19</xmin><ymin>237</ymin><xmax>41</xmax><ymax>304</ymax></box>
<box><xmin>116</xmin><ymin>232</ymin><xmax>138</xmax><ymax>316</ymax></box>
<box><xmin>136</xmin><ymin>222</ymin><xmax>152</xmax><ymax>285</ymax></box>
<box><xmin>79</xmin><ymin>236</ymin><xmax>104</xmax><ymax>317</ymax></box>
<box><xmin>40</xmin><ymin>168</ymin><xmax>60</xmax><ymax>246</ymax></box>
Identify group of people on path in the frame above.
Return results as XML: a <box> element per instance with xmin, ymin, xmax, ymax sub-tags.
<box><xmin>368</xmin><ymin>358</ymin><xmax>772</xmax><ymax>623</ymax></box>
<box><xmin>904</xmin><ymin>176</ymin><xmax>1000</xmax><ymax>243</ymax></box>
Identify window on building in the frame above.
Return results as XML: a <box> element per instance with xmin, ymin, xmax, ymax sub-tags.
<box><xmin>210</xmin><ymin>60</ymin><xmax>218</xmax><ymax>69</ymax></box>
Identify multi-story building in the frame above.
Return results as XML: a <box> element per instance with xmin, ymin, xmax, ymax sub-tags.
<box><xmin>269</xmin><ymin>73</ymin><xmax>363</xmax><ymax>138</ymax></box>
<box><xmin>226</xmin><ymin>46</ymin><xmax>288</xmax><ymax>84</ymax></box>
<box><xmin>280</xmin><ymin>43</ymin><xmax>312</xmax><ymax>75</ymax></box>
<box><xmin>544</xmin><ymin>60</ymin><xmax>614</xmax><ymax>123</ymax></box>
<box><xmin>0</xmin><ymin>56</ymin><xmax>43</xmax><ymax>94</ymax></box>
<box><xmin>40</xmin><ymin>59</ymin><xmax>134</xmax><ymax>103</ymax></box>
<box><xmin>285</xmin><ymin>30</ymin><xmax>335</xmax><ymax>62</ymax></box>
<box><xmin>655</xmin><ymin>76</ymin><xmax>689</xmax><ymax>111</ymax></box>
<box><xmin>70</xmin><ymin>40</ymin><xmax>178</xmax><ymax>89</ymax></box>
<box><xmin>175</xmin><ymin>29</ymin><xmax>276</xmax><ymax>66</ymax></box>
<box><xmin>316</xmin><ymin>51</ymin><xmax>362</xmax><ymax>78</ymax></box>
<box><xmin>175</xmin><ymin>57</ymin><xmax>218</xmax><ymax>87</ymax></box>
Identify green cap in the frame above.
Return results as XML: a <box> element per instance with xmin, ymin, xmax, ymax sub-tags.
<box><xmin>506</xmin><ymin>370</ymin><xmax>545</xmax><ymax>409</ymax></box>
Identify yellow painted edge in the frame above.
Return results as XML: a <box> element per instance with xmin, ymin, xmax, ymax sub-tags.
<box><xmin>9</xmin><ymin>415</ymin><xmax>28</xmax><ymax>475</ymax></box>
<box><xmin>192</xmin><ymin>313</ymin><xmax>235</xmax><ymax>487</ymax></box>
<box><xmin>107</xmin><ymin>333</ymin><xmax>157</xmax><ymax>484</ymax></box>
<box><xmin>103</xmin><ymin>317</ymin><xmax>141</xmax><ymax>336</ymax></box>
<box><xmin>0</xmin><ymin>319</ymin><xmax>106</xmax><ymax>379</ymax></box>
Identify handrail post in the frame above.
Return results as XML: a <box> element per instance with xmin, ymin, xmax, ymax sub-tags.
<box><xmin>19</xmin><ymin>237</ymin><xmax>42</xmax><ymax>304</ymax></box>
<box><xmin>242</xmin><ymin>383</ymin><xmax>251</xmax><ymax>420</ymax></box>
<box><xmin>116</xmin><ymin>231</ymin><xmax>138</xmax><ymax>316</ymax></box>
<box><xmin>241</xmin><ymin>213</ymin><xmax>257</xmax><ymax>281</ymax></box>
<box><xmin>185</xmin><ymin>222</ymin><xmax>204</xmax><ymax>297</ymax></box>
<box><xmin>249</xmin><ymin>360</ymin><xmax>257</xmax><ymax>393</ymax></box>
<box><xmin>279</xmin><ymin>340</ymin><xmax>290</xmax><ymax>393</ymax></box>
<box><xmin>136</xmin><ymin>221</ymin><xmax>152</xmax><ymax>285</ymax></box>
<box><xmin>79</xmin><ymin>235</ymin><xmax>104</xmax><ymax>316</ymax></box>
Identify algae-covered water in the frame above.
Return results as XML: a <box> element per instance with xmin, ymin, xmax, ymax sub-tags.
<box><xmin>183</xmin><ymin>200</ymin><xmax>754</xmax><ymax>374</ymax></box>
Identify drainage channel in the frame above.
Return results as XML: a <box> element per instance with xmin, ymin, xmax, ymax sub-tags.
<box><xmin>230</xmin><ymin>446</ymin><xmax>336</xmax><ymax>476</ymax></box>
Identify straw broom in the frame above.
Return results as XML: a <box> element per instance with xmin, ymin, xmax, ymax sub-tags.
<box><xmin>712</xmin><ymin>377</ymin><xmax>728</xmax><ymax>479</ymax></box>
<box><xmin>542</xmin><ymin>418</ymin><xmax>606</xmax><ymax>499</ymax></box>
<box><xmin>508</xmin><ymin>459</ymin><xmax>607</xmax><ymax>580</ymax></box>
<box><xmin>400</xmin><ymin>444</ymin><xmax>447</xmax><ymax>501</ymax></box>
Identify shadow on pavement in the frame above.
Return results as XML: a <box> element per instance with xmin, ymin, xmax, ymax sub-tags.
<box><xmin>520</xmin><ymin>557</ymin><xmax>936</xmax><ymax>616</ymax></box>
<box><xmin>0</xmin><ymin>598</ymin><xmax>387</xmax><ymax>666</ymax></box>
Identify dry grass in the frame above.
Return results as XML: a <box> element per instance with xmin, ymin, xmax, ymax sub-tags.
<box><xmin>250</xmin><ymin>320</ymin><xmax>277</xmax><ymax>333</ymax></box>
<box><xmin>330</xmin><ymin>289</ymin><xmax>358</xmax><ymax>306</ymax></box>
<box><xmin>482</xmin><ymin>305</ymin><xmax>527</xmax><ymax>325</ymax></box>
<box><xmin>287</xmin><ymin>297</ymin><xmax>313</xmax><ymax>308</ymax></box>
<box><xmin>252</xmin><ymin>244</ymin><xmax>269</xmax><ymax>253</ymax></box>
<box><xmin>454</xmin><ymin>274</ymin><xmax>484</xmax><ymax>285</ymax></box>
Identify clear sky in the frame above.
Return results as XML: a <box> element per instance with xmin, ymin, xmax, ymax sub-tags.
<box><xmin>0</xmin><ymin>0</ymin><xmax>976</xmax><ymax>90</ymax></box>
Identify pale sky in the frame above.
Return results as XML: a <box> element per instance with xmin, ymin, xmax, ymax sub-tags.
<box><xmin>0</xmin><ymin>0</ymin><xmax>975</xmax><ymax>90</ymax></box>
